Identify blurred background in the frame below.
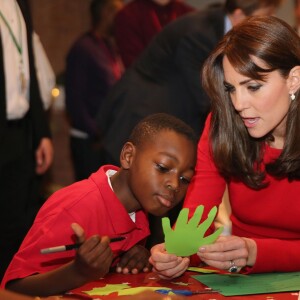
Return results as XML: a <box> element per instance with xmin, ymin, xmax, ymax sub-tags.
<box><xmin>27</xmin><ymin>0</ymin><xmax>294</xmax><ymax>193</ymax></box>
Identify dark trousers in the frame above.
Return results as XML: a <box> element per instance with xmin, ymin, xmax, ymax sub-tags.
<box><xmin>70</xmin><ymin>136</ymin><xmax>105</xmax><ymax>181</ymax></box>
<box><xmin>0</xmin><ymin>119</ymin><xmax>42</xmax><ymax>280</ymax></box>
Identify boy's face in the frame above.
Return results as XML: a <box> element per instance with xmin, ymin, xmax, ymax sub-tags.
<box><xmin>122</xmin><ymin>130</ymin><xmax>196</xmax><ymax>217</ymax></box>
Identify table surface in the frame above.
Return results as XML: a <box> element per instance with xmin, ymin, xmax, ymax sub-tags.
<box><xmin>68</xmin><ymin>271</ymin><xmax>299</xmax><ymax>299</ymax></box>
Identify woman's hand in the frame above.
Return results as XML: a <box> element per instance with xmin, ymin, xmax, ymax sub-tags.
<box><xmin>197</xmin><ymin>235</ymin><xmax>257</xmax><ymax>272</ymax></box>
<box><xmin>149</xmin><ymin>243</ymin><xmax>190</xmax><ymax>279</ymax></box>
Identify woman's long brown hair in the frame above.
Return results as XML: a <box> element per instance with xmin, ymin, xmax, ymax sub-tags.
<box><xmin>202</xmin><ymin>16</ymin><xmax>300</xmax><ymax>189</ymax></box>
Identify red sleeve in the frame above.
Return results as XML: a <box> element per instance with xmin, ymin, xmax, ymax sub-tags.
<box><xmin>183</xmin><ymin>113</ymin><xmax>226</xmax><ymax>225</ymax></box>
<box><xmin>244</xmin><ymin>238</ymin><xmax>300</xmax><ymax>273</ymax></box>
<box><xmin>183</xmin><ymin>114</ymin><xmax>226</xmax><ymax>267</ymax></box>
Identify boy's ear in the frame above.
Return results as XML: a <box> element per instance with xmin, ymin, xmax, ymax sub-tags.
<box><xmin>288</xmin><ymin>66</ymin><xmax>300</xmax><ymax>94</ymax></box>
<box><xmin>119</xmin><ymin>142</ymin><xmax>135</xmax><ymax>169</ymax></box>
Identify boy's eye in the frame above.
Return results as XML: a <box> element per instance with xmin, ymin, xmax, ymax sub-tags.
<box><xmin>156</xmin><ymin>164</ymin><xmax>169</xmax><ymax>173</ymax></box>
<box><xmin>179</xmin><ymin>176</ymin><xmax>191</xmax><ymax>185</ymax></box>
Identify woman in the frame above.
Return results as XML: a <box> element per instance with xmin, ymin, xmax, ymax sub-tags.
<box><xmin>149</xmin><ymin>15</ymin><xmax>300</xmax><ymax>278</ymax></box>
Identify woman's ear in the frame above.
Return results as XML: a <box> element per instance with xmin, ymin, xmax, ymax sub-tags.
<box><xmin>288</xmin><ymin>66</ymin><xmax>300</xmax><ymax>94</ymax></box>
<box><xmin>119</xmin><ymin>142</ymin><xmax>135</xmax><ymax>169</ymax></box>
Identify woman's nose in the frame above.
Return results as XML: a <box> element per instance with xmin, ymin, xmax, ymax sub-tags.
<box><xmin>232</xmin><ymin>93</ymin><xmax>248</xmax><ymax>112</ymax></box>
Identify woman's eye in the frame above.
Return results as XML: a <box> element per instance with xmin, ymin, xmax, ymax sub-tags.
<box><xmin>224</xmin><ymin>84</ymin><xmax>234</xmax><ymax>94</ymax></box>
<box><xmin>248</xmin><ymin>84</ymin><xmax>261</xmax><ymax>91</ymax></box>
<box><xmin>156</xmin><ymin>164</ymin><xmax>169</xmax><ymax>173</ymax></box>
<box><xmin>179</xmin><ymin>176</ymin><xmax>191</xmax><ymax>185</ymax></box>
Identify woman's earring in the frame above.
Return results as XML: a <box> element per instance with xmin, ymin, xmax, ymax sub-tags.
<box><xmin>290</xmin><ymin>93</ymin><xmax>296</xmax><ymax>101</ymax></box>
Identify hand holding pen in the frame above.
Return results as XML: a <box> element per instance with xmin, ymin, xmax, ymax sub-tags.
<box><xmin>69</xmin><ymin>223</ymin><xmax>115</xmax><ymax>281</ymax></box>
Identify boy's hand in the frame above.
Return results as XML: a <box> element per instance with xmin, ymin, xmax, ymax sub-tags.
<box><xmin>71</xmin><ymin>223</ymin><xmax>113</xmax><ymax>281</ymax></box>
<box><xmin>149</xmin><ymin>243</ymin><xmax>190</xmax><ymax>279</ymax></box>
<box><xmin>116</xmin><ymin>245</ymin><xmax>151</xmax><ymax>274</ymax></box>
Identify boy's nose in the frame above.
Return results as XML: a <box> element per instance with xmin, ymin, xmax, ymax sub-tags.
<box><xmin>166</xmin><ymin>177</ymin><xmax>180</xmax><ymax>192</ymax></box>
<box><xmin>166</xmin><ymin>184</ymin><xmax>179</xmax><ymax>193</ymax></box>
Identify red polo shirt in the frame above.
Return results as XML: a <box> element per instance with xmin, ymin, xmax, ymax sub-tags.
<box><xmin>2</xmin><ymin>165</ymin><xmax>150</xmax><ymax>287</ymax></box>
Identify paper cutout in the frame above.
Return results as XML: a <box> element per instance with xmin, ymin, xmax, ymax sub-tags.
<box><xmin>187</xmin><ymin>267</ymin><xmax>219</xmax><ymax>273</ymax></box>
<box><xmin>83</xmin><ymin>284</ymin><xmax>171</xmax><ymax>296</ymax></box>
<box><xmin>192</xmin><ymin>272</ymin><xmax>300</xmax><ymax>296</ymax></box>
<box><xmin>118</xmin><ymin>287</ymin><xmax>169</xmax><ymax>296</ymax></box>
<box><xmin>83</xmin><ymin>283</ymin><xmax>130</xmax><ymax>296</ymax></box>
<box><xmin>171</xmin><ymin>281</ymin><xmax>189</xmax><ymax>286</ymax></box>
<box><xmin>162</xmin><ymin>205</ymin><xmax>223</xmax><ymax>256</ymax></box>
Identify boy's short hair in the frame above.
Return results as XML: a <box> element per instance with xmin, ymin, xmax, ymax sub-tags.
<box><xmin>128</xmin><ymin>113</ymin><xmax>197</xmax><ymax>147</ymax></box>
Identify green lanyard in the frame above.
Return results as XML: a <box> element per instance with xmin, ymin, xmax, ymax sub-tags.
<box><xmin>0</xmin><ymin>2</ymin><xmax>23</xmax><ymax>56</ymax></box>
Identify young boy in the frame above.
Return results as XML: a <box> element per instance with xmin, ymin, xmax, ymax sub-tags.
<box><xmin>2</xmin><ymin>113</ymin><xmax>197</xmax><ymax>297</ymax></box>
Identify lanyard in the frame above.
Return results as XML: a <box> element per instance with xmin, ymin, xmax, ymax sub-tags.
<box><xmin>0</xmin><ymin>1</ymin><xmax>26</xmax><ymax>93</ymax></box>
<box><xmin>0</xmin><ymin>1</ymin><xmax>23</xmax><ymax>56</ymax></box>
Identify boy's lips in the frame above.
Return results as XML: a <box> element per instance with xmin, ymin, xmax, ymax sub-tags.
<box><xmin>157</xmin><ymin>194</ymin><xmax>174</xmax><ymax>208</ymax></box>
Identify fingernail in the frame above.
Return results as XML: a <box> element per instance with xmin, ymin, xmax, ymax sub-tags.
<box><xmin>199</xmin><ymin>247</ymin><xmax>206</xmax><ymax>252</ymax></box>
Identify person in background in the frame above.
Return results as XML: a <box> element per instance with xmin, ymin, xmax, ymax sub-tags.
<box><xmin>97</xmin><ymin>0</ymin><xmax>282</xmax><ymax>250</ymax></box>
<box><xmin>32</xmin><ymin>32</ymin><xmax>56</xmax><ymax>112</ymax></box>
<box><xmin>150</xmin><ymin>16</ymin><xmax>300</xmax><ymax>279</ymax></box>
<box><xmin>65</xmin><ymin>0</ymin><xmax>123</xmax><ymax>181</ymax></box>
<box><xmin>2</xmin><ymin>113</ymin><xmax>197</xmax><ymax>297</ymax></box>
<box><xmin>115</xmin><ymin>0</ymin><xmax>194</xmax><ymax>68</ymax></box>
<box><xmin>97</xmin><ymin>0</ymin><xmax>282</xmax><ymax>167</ymax></box>
<box><xmin>0</xmin><ymin>0</ymin><xmax>53</xmax><ymax>280</ymax></box>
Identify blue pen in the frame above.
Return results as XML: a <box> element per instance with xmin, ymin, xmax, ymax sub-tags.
<box><xmin>155</xmin><ymin>289</ymin><xmax>218</xmax><ymax>296</ymax></box>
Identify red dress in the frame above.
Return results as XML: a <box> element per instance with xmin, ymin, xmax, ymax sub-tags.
<box><xmin>184</xmin><ymin>114</ymin><xmax>300</xmax><ymax>273</ymax></box>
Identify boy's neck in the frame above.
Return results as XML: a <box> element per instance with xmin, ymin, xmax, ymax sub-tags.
<box><xmin>110</xmin><ymin>171</ymin><xmax>141</xmax><ymax>213</ymax></box>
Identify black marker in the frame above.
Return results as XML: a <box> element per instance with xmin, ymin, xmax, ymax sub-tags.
<box><xmin>40</xmin><ymin>236</ymin><xmax>125</xmax><ymax>254</ymax></box>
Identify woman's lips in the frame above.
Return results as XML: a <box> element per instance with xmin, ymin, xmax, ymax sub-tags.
<box><xmin>242</xmin><ymin>117</ymin><xmax>259</xmax><ymax>128</ymax></box>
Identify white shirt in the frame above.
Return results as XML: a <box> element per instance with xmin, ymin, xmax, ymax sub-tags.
<box><xmin>224</xmin><ymin>15</ymin><xmax>232</xmax><ymax>34</ymax></box>
<box><xmin>0</xmin><ymin>0</ymin><xmax>30</xmax><ymax>120</ymax></box>
<box><xmin>107</xmin><ymin>169</ymin><xmax>136</xmax><ymax>223</ymax></box>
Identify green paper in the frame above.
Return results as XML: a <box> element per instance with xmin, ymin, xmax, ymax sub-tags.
<box><xmin>187</xmin><ymin>267</ymin><xmax>219</xmax><ymax>273</ymax></box>
<box><xmin>162</xmin><ymin>205</ymin><xmax>223</xmax><ymax>256</ymax></box>
<box><xmin>118</xmin><ymin>287</ymin><xmax>169</xmax><ymax>296</ymax></box>
<box><xmin>83</xmin><ymin>283</ymin><xmax>130</xmax><ymax>296</ymax></box>
<box><xmin>192</xmin><ymin>272</ymin><xmax>300</xmax><ymax>296</ymax></box>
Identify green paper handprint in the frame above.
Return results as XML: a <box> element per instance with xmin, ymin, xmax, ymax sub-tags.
<box><xmin>162</xmin><ymin>205</ymin><xmax>223</xmax><ymax>256</ymax></box>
